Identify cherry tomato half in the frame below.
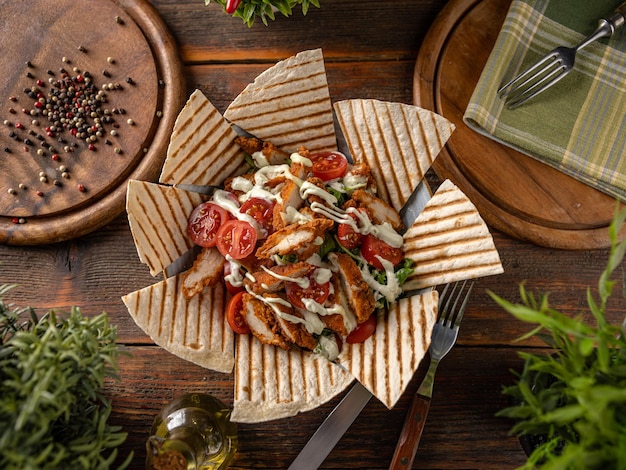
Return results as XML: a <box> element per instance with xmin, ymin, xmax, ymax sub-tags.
<box><xmin>187</xmin><ymin>202</ymin><xmax>230</xmax><ymax>247</ymax></box>
<box><xmin>240</xmin><ymin>197</ymin><xmax>275</xmax><ymax>234</ymax></box>
<box><xmin>360</xmin><ymin>234</ymin><xmax>403</xmax><ymax>271</ymax></box>
<box><xmin>216</xmin><ymin>220</ymin><xmax>258</xmax><ymax>260</ymax></box>
<box><xmin>226</xmin><ymin>291</ymin><xmax>250</xmax><ymax>335</ymax></box>
<box><xmin>346</xmin><ymin>313</ymin><xmax>377</xmax><ymax>344</ymax></box>
<box><xmin>336</xmin><ymin>213</ymin><xmax>363</xmax><ymax>250</ymax></box>
<box><xmin>309</xmin><ymin>151</ymin><xmax>349</xmax><ymax>181</ymax></box>
<box><xmin>285</xmin><ymin>276</ymin><xmax>331</xmax><ymax>310</ymax></box>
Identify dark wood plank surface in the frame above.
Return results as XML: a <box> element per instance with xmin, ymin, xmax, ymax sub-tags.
<box><xmin>1</xmin><ymin>1</ymin><xmax>624</xmax><ymax>468</ymax></box>
<box><xmin>0</xmin><ymin>0</ymin><xmax>186</xmax><ymax>245</ymax></box>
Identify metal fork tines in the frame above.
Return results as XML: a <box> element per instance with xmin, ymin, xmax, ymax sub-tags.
<box><xmin>498</xmin><ymin>4</ymin><xmax>626</xmax><ymax>109</ymax></box>
<box><xmin>389</xmin><ymin>280</ymin><xmax>474</xmax><ymax>470</ymax></box>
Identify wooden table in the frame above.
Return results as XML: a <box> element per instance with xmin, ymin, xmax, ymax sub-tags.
<box><xmin>2</xmin><ymin>1</ymin><xmax>625</xmax><ymax>468</ymax></box>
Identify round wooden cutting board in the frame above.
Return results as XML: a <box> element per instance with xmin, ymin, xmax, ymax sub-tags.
<box><xmin>0</xmin><ymin>0</ymin><xmax>186</xmax><ymax>245</ymax></box>
<box><xmin>414</xmin><ymin>0</ymin><xmax>625</xmax><ymax>249</ymax></box>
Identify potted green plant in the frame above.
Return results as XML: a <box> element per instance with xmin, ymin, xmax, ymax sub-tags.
<box><xmin>491</xmin><ymin>207</ymin><xmax>626</xmax><ymax>469</ymax></box>
<box><xmin>0</xmin><ymin>287</ymin><xmax>131</xmax><ymax>470</ymax></box>
<box><xmin>204</xmin><ymin>0</ymin><xmax>320</xmax><ymax>26</ymax></box>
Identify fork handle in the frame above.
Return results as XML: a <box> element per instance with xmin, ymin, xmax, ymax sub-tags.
<box><xmin>389</xmin><ymin>394</ymin><xmax>431</xmax><ymax>470</ymax></box>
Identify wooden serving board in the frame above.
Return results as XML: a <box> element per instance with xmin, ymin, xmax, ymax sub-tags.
<box><xmin>414</xmin><ymin>0</ymin><xmax>625</xmax><ymax>249</ymax></box>
<box><xmin>0</xmin><ymin>0</ymin><xmax>186</xmax><ymax>245</ymax></box>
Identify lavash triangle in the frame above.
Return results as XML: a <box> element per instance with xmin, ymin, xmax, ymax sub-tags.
<box><xmin>122</xmin><ymin>274</ymin><xmax>235</xmax><ymax>374</ymax></box>
<box><xmin>224</xmin><ymin>49</ymin><xmax>337</xmax><ymax>153</ymax></box>
<box><xmin>231</xmin><ymin>334</ymin><xmax>354</xmax><ymax>423</ymax></box>
<box><xmin>127</xmin><ymin>180</ymin><xmax>206</xmax><ymax>277</ymax></box>
<box><xmin>160</xmin><ymin>89</ymin><xmax>247</xmax><ymax>186</ymax></box>
<box><xmin>333</xmin><ymin>99</ymin><xmax>455</xmax><ymax>212</ymax></box>
<box><xmin>336</xmin><ymin>290</ymin><xmax>438</xmax><ymax>409</ymax></box>
<box><xmin>402</xmin><ymin>179</ymin><xmax>504</xmax><ymax>292</ymax></box>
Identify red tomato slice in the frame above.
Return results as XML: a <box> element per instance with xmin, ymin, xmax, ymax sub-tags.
<box><xmin>285</xmin><ymin>276</ymin><xmax>331</xmax><ymax>310</ymax></box>
<box><xmin>240</xmin><ymin>197</ymin><xmax>275</xmax><ymax>234</ymax></box>
<box><xmin>346</xmin><ymin>313</ymin><xmax>377</xmax><ymax>344</ymax></box>
<box><xmin>361</xmin><ymin>234</ymin><xmax>403</xmax><ymax>270</ymax></box>
<box><xmin>223</xmin><ymin>262</ymin><xmax>244</xmax><ymax>295</ymax></box>
<box><xmin>309</xmin><ymin>151</ymin><xmax>349</xmax><ymax>181</ymax></box>
<box><xmin>336</xmin><ymin>213</ymin><xmax>363</xmax><ymax>250</ymax></box>
<box><xmin>216</xmin><ymin>220</ymin><xmax>258</xmax><ymax>260</ymax></box>
<box><xmin>187</xmin><ymin>202</ymin><xmax>230</xmax><ymax>247</ymax></box>
<box><xmin>226</xmin><ymin>291</ymin><xmax>250</xmax><ymax>335</ymax></box>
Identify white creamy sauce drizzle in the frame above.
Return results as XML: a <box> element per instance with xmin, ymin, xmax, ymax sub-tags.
<box><xmin>216</xmin><ymin>155</ymin><xmax>405</xmax><ymax>349</ymax></box>
<box><xmin>212</xmin><ymin>189</ymin><xmax>265</xmax><ymax>237</ymax></box>
<box><xmin>360</xmin><ymin>256</ymin><xmax>402</xmax><ymax>303</ymax></box>
<box><xmin>317</xmin><ymin>334</ymin><xmax>340</xmax><ymax>361</ymax></box>
<box><xmin>309</xmin><ymin>202</ymin><xmax>403</xmax><ymax>248</ymax></box>
<box><xmin>299</xmin><ymin>181</ymin><xmax>338</xmax><ymax>205</ymax></box>
<box><xmin>247</xmin><ymin>287</ymin><xmax>326</xmax><ymax>335</ymax></box>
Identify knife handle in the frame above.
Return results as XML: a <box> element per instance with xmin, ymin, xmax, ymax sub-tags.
<box><xmin>388</xmin><ymin>394</ymin><xmax>431</xmax><ymax>470</ymax></box>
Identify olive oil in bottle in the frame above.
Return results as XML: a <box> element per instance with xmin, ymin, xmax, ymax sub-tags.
<box><xmin>146</xmin><ymin>393</ymin><xmax>237</xmax><ymax>470</ymax></box>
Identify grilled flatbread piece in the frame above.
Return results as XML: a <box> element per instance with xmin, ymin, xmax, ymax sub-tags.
<box><xmin>127</xmin><ymin>180</ymin><xmax>205</xmax><ymax>276</ymax></box>
<box><xmin>402</xmin><ymin>179</ymin><xmax>504</xmax><ymax>291</ymax></box>
<box><xmin>224</xmin><ymin>49</ymin><xmax>337</xmax><ymax>153</ymax></box>
<box><xmin>160</xmin><ymin>89</ymin><xmax>247</xmax><ymax>186</ymax></box>
<box><xmin>231</xmin><ymin>334</ymin><xmax>354</xmax><ymax>423</ymax></box>
<box><xmin>333</xmin><ymin>99</ymin><xmax>455</xmax><ymax>212</ymax></box>
<box><xmin>336</xmin><ymin>290</ymin><xmax>438</xmax><ymax>409</ymax></box>
<box><xmin>122</xmin><ymin>274</ymin><xmax>235</xmax><ymax>374</ymax></box>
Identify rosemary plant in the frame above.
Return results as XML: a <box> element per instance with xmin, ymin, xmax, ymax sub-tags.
<box><xmin>0</xmin><ymin>287</ymin><xmax>131</xmax><ymax>470</ymax></box>
<box><xmin>204</xmin><ymin>0</ymin><xmax>321</xmax><ymax>27</ymax></box>
<box><xmin>490</xmin><ymin>207</ymin><xmax>626</xmax><ymax>469</ymax></box>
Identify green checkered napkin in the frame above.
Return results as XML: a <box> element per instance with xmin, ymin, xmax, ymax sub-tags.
<box><xmin>464</xmin><ymin>0</ymin><xmax>626</xmax><ymax>202</ymax></box>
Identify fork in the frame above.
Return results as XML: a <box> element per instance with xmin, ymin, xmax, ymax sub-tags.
<box><xmin>389</xmin><ymin>280</ymin><xmax>474</xmax><ymax>470</ymax></box>
<box><xmin>498</xmin><ymin>3</ymin><xmax>626</xmax><ymax>109</ymax></box>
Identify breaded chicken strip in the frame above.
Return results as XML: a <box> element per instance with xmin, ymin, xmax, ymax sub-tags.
<box><xmin>321</xmin><ymin>277</ymin><xmax>358</xmax><ymax>336</ymax></box>
<box><xmin>256</xmin><ymin>218</ymin><xmax>334</xmax><ymax>261</ymax></box>
<box><xmin>345</xmin><ymin>162</ymin><xmax>377</xmax><ymax>193</ymax></box>
<box><xmin>182</xmin><ymin>246</ymin><xmax>225</xmax><ymax>299</ymax></box>
<box><xmin>266</xmin><ymin>294</ymin><xmax>318</xmax><ymax>351</ymax></box>
<box><xmin>351</xmin><ymin>189</ymin><xmax>403</xmax><ymax>231</ymax></box>
<box><xmin>327</xmin><ymin>252</ymin><xmax>376</xmax><ymax>324</ymax></box>
<box><xmin>244</xmin><ymin>262</ymin><xmax>316</xmax><ymax>295</ymax></box>
<box><xmin>235</xmin><ymin>136</ymin><xmax>290</xmax><ymax>165</ymax></box>
<box><xmin>272</xmin><ymin>179</ymin><xmax>304</xmax><ymax>230</ymax></box>
<box><xmin>242</xmin><ymin>293</ymin><xmax>290</xmax><ymax>350</ymax></box>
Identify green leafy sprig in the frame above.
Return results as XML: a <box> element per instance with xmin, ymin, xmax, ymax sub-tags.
<box><xmin>205</xmin><ymin>0</ymin><xmax>321</xmax><ymax>27</ymax></box>
<box><xmin>0</xmin><ymin>288</ymin><xmax>131</xmax><ymax>470</ymax></box>
<box><xmin>490</xmin><ymin>207</ymin><xmax>626</xmax><ymax>470</ymax></box>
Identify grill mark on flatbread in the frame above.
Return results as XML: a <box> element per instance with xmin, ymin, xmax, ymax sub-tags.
<box><xmin>160</xmin><ymin>90</ymin><xmax>245</xmax><ymax>186</ymax></box>
<box><xmin>337</xmin><ymin>291</ymin><xmax>438</xmax><ymax>409</ymax></box>
<box><xmin>333</xmin><ymin>99</ymin><xmax>455</xmax><ymax>212</ymax></box>
<box><xmin>122</xmin><ymin>275</ymin><xmax>235</xmax><ymax>373</ymax></box>
<box><xmin>127</xmin><ymin>181</ymin><xmax>204</xmax><ymax>276</ymax></box>
<box><xmin>224</xmin><ymin>49</ymin><xmax>336</xmax><ymax>153</ymax></box>
<box><xmin>402</xmin><ymin>180</ymin><xmax>503</xmax><ymax>291</ymax></box>
<box><xmin>225</xmin><ymin>76</ymin><xmax>328</xmax><ymax>116</ymax></box>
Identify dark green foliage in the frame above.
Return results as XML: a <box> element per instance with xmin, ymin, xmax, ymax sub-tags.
<box><xmin>491</xmin><ymin>207</ymin><xmax>626</xmax><ymax>469</ymax></box>
<box><xmin>0</xmin><ymin>289</ymin><xmax>131</xmax><ymax>470</ymax></box>
<box><xmin>205</xmin><ymin>0</ymin><xmax>321</xmax><ymax>27</ymax></box>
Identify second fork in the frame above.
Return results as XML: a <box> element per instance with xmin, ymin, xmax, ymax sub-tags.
<box><xmin>498</xmin><ymin>2</ymin><xmax>626</xmax><ymax>109</ymax></box>
<box><xmin>388</xmin><ymin>280</ymin><xmax>474</xmax><ymax>470</ymax></box>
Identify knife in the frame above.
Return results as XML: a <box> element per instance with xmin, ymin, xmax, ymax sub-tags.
<box><xmin>288</xmin><ymin>382</ymin><xmax>372</xmax><ymax>470</ymax></box>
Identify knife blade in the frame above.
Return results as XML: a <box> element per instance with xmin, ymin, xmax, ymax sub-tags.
<box><xmin>288</xmin><ymin>382</ymin><xmax>372</xmax><ymax>470</ymax></box>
